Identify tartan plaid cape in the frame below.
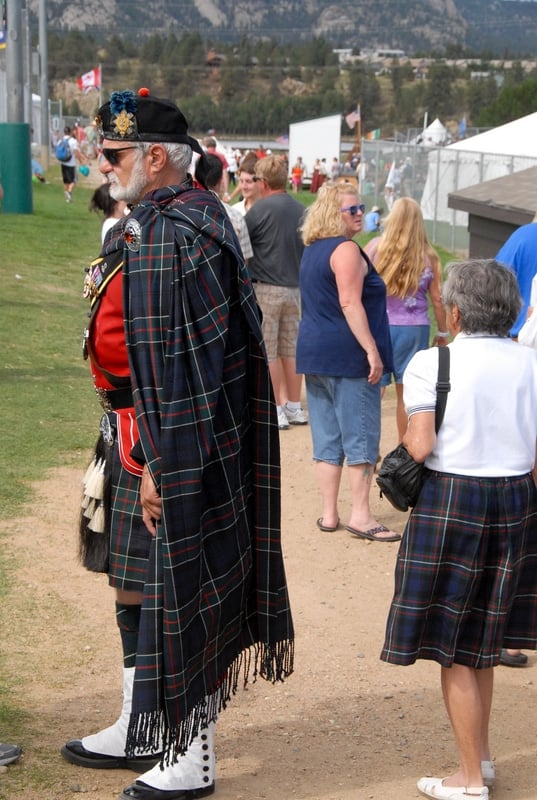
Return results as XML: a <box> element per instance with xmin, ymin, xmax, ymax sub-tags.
<box><xmin>122</xmin><ymin>183</ymin><xmax>294</xmax><ymax>762</ymax></box>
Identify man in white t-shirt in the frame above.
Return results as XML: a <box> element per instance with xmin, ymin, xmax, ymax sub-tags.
<box><xmin>60</xmin><ymin>126</ymin><xmax>86</xmax><ymax>202</ymax></box>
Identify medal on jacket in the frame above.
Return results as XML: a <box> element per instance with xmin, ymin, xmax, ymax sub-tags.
<box><xmin>83</xmin><ymin>257</ymin><xmax>107</xmax><ymax>300</ymax></box>
<box><xmin>81</xmin><ymin>251</ymin><xmax>124</xmax><ymax>361</ymax></box>
<box><xmin>83</xmin><ymin>255</ymin><xmax>124</xmax><ymax>304</ymax></box>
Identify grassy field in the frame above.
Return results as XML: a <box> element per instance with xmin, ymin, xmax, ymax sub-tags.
<box><xmin>1</xmin><ymin>167</ymin><xmax>104</xmax><ymax>518</ymax></box>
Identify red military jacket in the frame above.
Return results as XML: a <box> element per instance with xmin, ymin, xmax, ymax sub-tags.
<box><xmin>83</xmin><ymin>235</ymin><xmax>142</xmax><ymax>476</ymax></box>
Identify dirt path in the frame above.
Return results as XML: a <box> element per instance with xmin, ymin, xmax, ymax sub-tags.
<box><xmin>0</xmin><ymin>390</ymin><xmax>536</xmax><ymax>800</ymax></box>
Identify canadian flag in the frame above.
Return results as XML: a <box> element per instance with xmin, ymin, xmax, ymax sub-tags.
<box><xmin>77</xmin><ymin>66</ymin><xmax>101</xmax><ymax>93</ymax></box>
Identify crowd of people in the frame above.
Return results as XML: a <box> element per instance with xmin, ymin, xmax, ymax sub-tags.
<box><xmin>5</xmin><ymin>89</ymin><xmax>537</xmax><ymax>800</ymax></box>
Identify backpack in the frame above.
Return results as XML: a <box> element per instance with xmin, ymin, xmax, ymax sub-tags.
<box><xmin>55</xmin><ymin>138</ymin><xmax>72</xmax><ymax>163</ymax></box>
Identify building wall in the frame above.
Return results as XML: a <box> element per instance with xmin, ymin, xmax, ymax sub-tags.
<box><xmin>468</xmin><ymin>215</ymin><xmax>518</xmax><ymax>258</ymax></box>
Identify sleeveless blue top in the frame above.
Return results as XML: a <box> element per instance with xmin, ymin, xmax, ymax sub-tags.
<box><xmin>296</xmin><ymin>237</ymin><xmax>392</xmax><ymax>378</ymax></box>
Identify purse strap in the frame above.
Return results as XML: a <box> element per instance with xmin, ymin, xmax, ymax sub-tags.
<box><xmin>434</xmin><ymin>345</ymin><xmax>451</xmax><ymax>434</ymax></box>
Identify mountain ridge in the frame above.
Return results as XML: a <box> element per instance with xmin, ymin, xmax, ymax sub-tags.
<box><xmin>28</xmin><ymin>0</ymin><xmax>537</xmax><ymax>56</ymax></box>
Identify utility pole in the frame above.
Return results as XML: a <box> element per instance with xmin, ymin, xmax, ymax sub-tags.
<box><xmin>24</xmin><ymin>5</ymin><xmax>32</xmax><ymax>130</ymax></box>
<box><xmin>39</xmin><ymin>0</ymin><xmax>49</xmax><ymax>167</ymax></box>
<box><xmin>1</xmin><ymin>0</ymin><xmax>32</xmax><ymax>211</ymax></box>
<box><xmin>6</xmin><ymin>0</ymin><xmax>23</xmax><ymax>120</ymax></box>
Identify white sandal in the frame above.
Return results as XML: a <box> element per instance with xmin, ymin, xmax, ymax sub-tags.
<box><xmin>417</xmin><ymin>777</ymin><xmax>489</xmax><ymax>800</ymax></box>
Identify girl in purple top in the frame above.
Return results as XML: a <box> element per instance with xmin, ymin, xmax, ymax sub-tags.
<box><xmin>365</xmin><ymin>197</ymin><xmax>448</xmax><ymax>440</ymax></box>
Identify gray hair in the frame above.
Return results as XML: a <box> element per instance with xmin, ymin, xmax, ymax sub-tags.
<box><xmin>138</xmin><ymin>141</ymin><xmax>193</xmax><ymax>173</ymax></box>
<box><xmin>442</xmin><ymin>258</ymin><xmax>521</xmax><ymax>336</ymax></box>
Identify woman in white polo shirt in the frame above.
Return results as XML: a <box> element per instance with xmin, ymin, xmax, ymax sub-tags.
<box><xmin>381</xmin><ymin>259</ymin><xmax>537</xmax><ymax>800</ymax></box>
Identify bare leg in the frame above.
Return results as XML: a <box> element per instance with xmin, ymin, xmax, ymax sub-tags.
<box><xmin>281</xmin><ymin>357</ymin><xmax>303</xmax><ymax>404</ymax></box>
<box><xmin>476</xmin><ymin>668</ymin><xmax>493</xmax><ymax>762</ymax></box>
<box><xmin>268</xmin><ymin>358</ymin><xmax>286</xmax><ymax>407</ymax></box>
<box><xmin>440</xmin><ymin>664</ymin><xmax>491</xmax><ymax>787</ymax></box>
<box><xmin>315</xmin><ymin>461</ymin><xmax>342</xmax><ymax>530</ymax></box>
<box><xmin>347</xmin><ymin>464</ymin><xmax>398</xmax><ymax>538</ymax></box>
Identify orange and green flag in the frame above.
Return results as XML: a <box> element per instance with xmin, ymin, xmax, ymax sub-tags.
<box><xmin>366</xmin><ymin>128</ymin><xmax>381</xmax><ymax>140</ymax></box>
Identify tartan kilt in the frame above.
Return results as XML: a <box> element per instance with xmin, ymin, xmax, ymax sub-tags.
<box><xmin>381</xmin><ymin>470</ymin><xmax>537</xmax><ymax>669</ymax></box>
<box><xmin>108</xmin><ymin>435</ymin><xmax>152</xmax><ymax>592</ymax></box>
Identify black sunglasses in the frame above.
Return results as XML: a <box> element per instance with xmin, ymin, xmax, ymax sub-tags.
<box><xmin>341</xmin><ymin>204</ymin><xmax>366</xmax><ymax>216</ymax></box>
<box><xmin>101</xmin><ymin>146</ymin><xmax>139</xmax><ymax>166</ymax></box>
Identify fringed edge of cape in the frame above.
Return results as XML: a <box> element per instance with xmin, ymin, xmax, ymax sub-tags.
<box><xmin>125</xmin><ymin>638</ymin><xmax>294</xmax><ymax>765</ymax></box>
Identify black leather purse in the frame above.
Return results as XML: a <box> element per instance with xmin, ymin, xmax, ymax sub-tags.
<box><xmin>376</xmin><ymin>346</ymin><xmax>450</xmax><ymax>512</ymax></box>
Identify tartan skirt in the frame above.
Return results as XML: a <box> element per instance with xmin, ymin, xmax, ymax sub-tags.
<box><xmin>381</xmin><ymin>470</ymin><xmax>537</xmax><ymax>669</ymax></box>
<box><xmin>108</xmin><ymin>436</ymin><xmax>152</xmax><ymax>592</ymax></box>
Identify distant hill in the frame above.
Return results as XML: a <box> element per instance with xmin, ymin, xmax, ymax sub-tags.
<box><xmin>27</xmin><ymin>0</ymin><xmax>537</xmax><ymax>56</ymax></box>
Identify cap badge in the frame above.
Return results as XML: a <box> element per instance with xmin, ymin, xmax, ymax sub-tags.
<box><xmin>109</xmin><ymin>90</ymin><xmax>138</xmax><ymax>139</ymax></box>
<box><xmin>112</xmin><ymin>109</ymin><xmax>136</xmax><ymax>138</ymax></box>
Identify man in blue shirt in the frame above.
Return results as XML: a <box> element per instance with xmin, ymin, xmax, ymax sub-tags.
<box><xmin>364</xmin><ymin>205</ymin><xmax>382</xmax><ymax>233</ymax></box>
<box><xmin>496</xmin><ymin>221</ymin><xmax>537</xmax><ymax>337</ymax></box>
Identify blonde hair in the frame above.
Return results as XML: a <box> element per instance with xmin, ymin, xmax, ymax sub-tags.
<box><xmin>373</xmin><ymin>197</ymin><xmax>439</xmax><ymax>298</ymax></box>
<box><xmin>300</xmin><ymin>182</ymin><xmax>358</xmax><ymax>246</ymax></box>
<box><xmin>254</xmin><ymin>154</ymin><xmax>288</xmax><ymax>190</ymax></box>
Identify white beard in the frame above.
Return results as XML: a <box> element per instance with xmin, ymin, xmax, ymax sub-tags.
<box><xmin>109</xmin><ymin>151</ymin><xmax>148</xmax><ymax>204</ymax></box>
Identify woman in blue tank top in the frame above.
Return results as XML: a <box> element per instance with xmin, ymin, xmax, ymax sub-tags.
<box><xmin>297</xmin><ymin>183</ymin><xmax>399</xmax><ymax>542</ymax></box>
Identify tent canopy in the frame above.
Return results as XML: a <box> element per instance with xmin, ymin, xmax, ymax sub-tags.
<box><xmin>421</xmin><ymin>117</ymin><xmax>447</xmax><ymax>146</ymax></box>
<box><xmin>449</xmin><ymin>112</ymin><xmax>537</xmax><ymax>157</ymax></box>
<box><xmin>420</xmin><ymin>112</ymin><xmax>537</xmax><ymax>223</ymax></box>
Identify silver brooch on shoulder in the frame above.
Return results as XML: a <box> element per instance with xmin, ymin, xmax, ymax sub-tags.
<box><xmin>124</xmin><ymin>218</ymin><xmax>142</xmax><ymax>252</ymax></box>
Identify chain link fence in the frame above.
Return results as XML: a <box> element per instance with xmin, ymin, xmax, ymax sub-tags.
<box><xmin>359</xmin><ymin>139</ymin><xmax>537</xmax><ymax>255</ymax></box>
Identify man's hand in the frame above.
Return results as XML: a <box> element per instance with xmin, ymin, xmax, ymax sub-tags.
<box><xmin>140</xmin><ymin>464</ymin><xmax>161</xmax><ymax>536</ymax></box>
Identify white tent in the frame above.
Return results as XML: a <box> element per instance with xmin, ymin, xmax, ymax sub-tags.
<box><xmin>449</xmin><ymin>112</ymin><xmax>537</xmax><ymax>158</ymax></box>
<box><xmin>420</xmin><ymin>117</ymin><xmax>447</xmax><ymax>147</ymax></box>
<box><xmin>420</xmin><ymin>112</ymin><xmax>537</xmax><ymax>224</ymax></box>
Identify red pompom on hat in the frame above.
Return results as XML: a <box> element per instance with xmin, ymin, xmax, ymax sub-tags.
<box><xmin>138</xmin><ymin>87</ymin><xmax>150</xmax><ymax>97</ymax></box>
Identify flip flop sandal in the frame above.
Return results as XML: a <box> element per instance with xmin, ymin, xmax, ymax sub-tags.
<box><xmin>345</xmin><ymin>524</ymin><xmax>401</xmax><ymax>542</ymax></box>
<box><xmin>316</xmin><ymin>517</ymin><xmax>339</xmax><ymax>532</ymax></box>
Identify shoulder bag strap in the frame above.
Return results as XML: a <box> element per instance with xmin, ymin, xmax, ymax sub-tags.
<box><xmin>434</xmin><ymin>345</ymin><xmax>451</xmax><ymax>433</ymax></box>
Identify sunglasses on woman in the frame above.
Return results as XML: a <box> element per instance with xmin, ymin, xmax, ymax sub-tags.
<box><xmin>341</xmin><ymin>204</ymin><xmax>366</xmax><ymax>216</ymax></box>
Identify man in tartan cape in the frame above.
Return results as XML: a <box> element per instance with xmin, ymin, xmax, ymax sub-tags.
<box><xmin>62</xmin><ymin>88</ymin><xmax>294</xmax><ymax>800</ymax></box>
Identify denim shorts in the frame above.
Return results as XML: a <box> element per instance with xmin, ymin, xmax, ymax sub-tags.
<box><xmin>380</xmin><ymin>324</ymin><xmax>430</xmax><ymax>386</ymax></box>
<box><xmin>305</xmin><ymin>374</ymin><xmax>381</xmax><ymax>466</ymax></box>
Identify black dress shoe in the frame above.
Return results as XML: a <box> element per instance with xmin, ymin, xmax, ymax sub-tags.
<box><xmin>120</xmin><ymin>781</ymin><xmax>215</xmax><ymax>800</ymax></box>
<box><xmin>61</xmin><ymin>739</ymin><xmax>162</xmax><ymax>772</ymax></box>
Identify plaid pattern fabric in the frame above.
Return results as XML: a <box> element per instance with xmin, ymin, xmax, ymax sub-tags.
<box><xmin>381</xmin><ymin>471</ymin><xmax>537</xmax><ymax>669</ymax></box>
<box><xmin>83</xmin><ymin>227</ymin><xmax>151</xmax><ymax>582</ymax></box>
<box><xmin>122</xmin><ymin>183</ymin><xmax>294</xmax><ymax>761</ymax></box>
<box><xmin>108</xmin><ymin>432</ymin><xmax>153</xmax><ymax>590</ymax></box>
